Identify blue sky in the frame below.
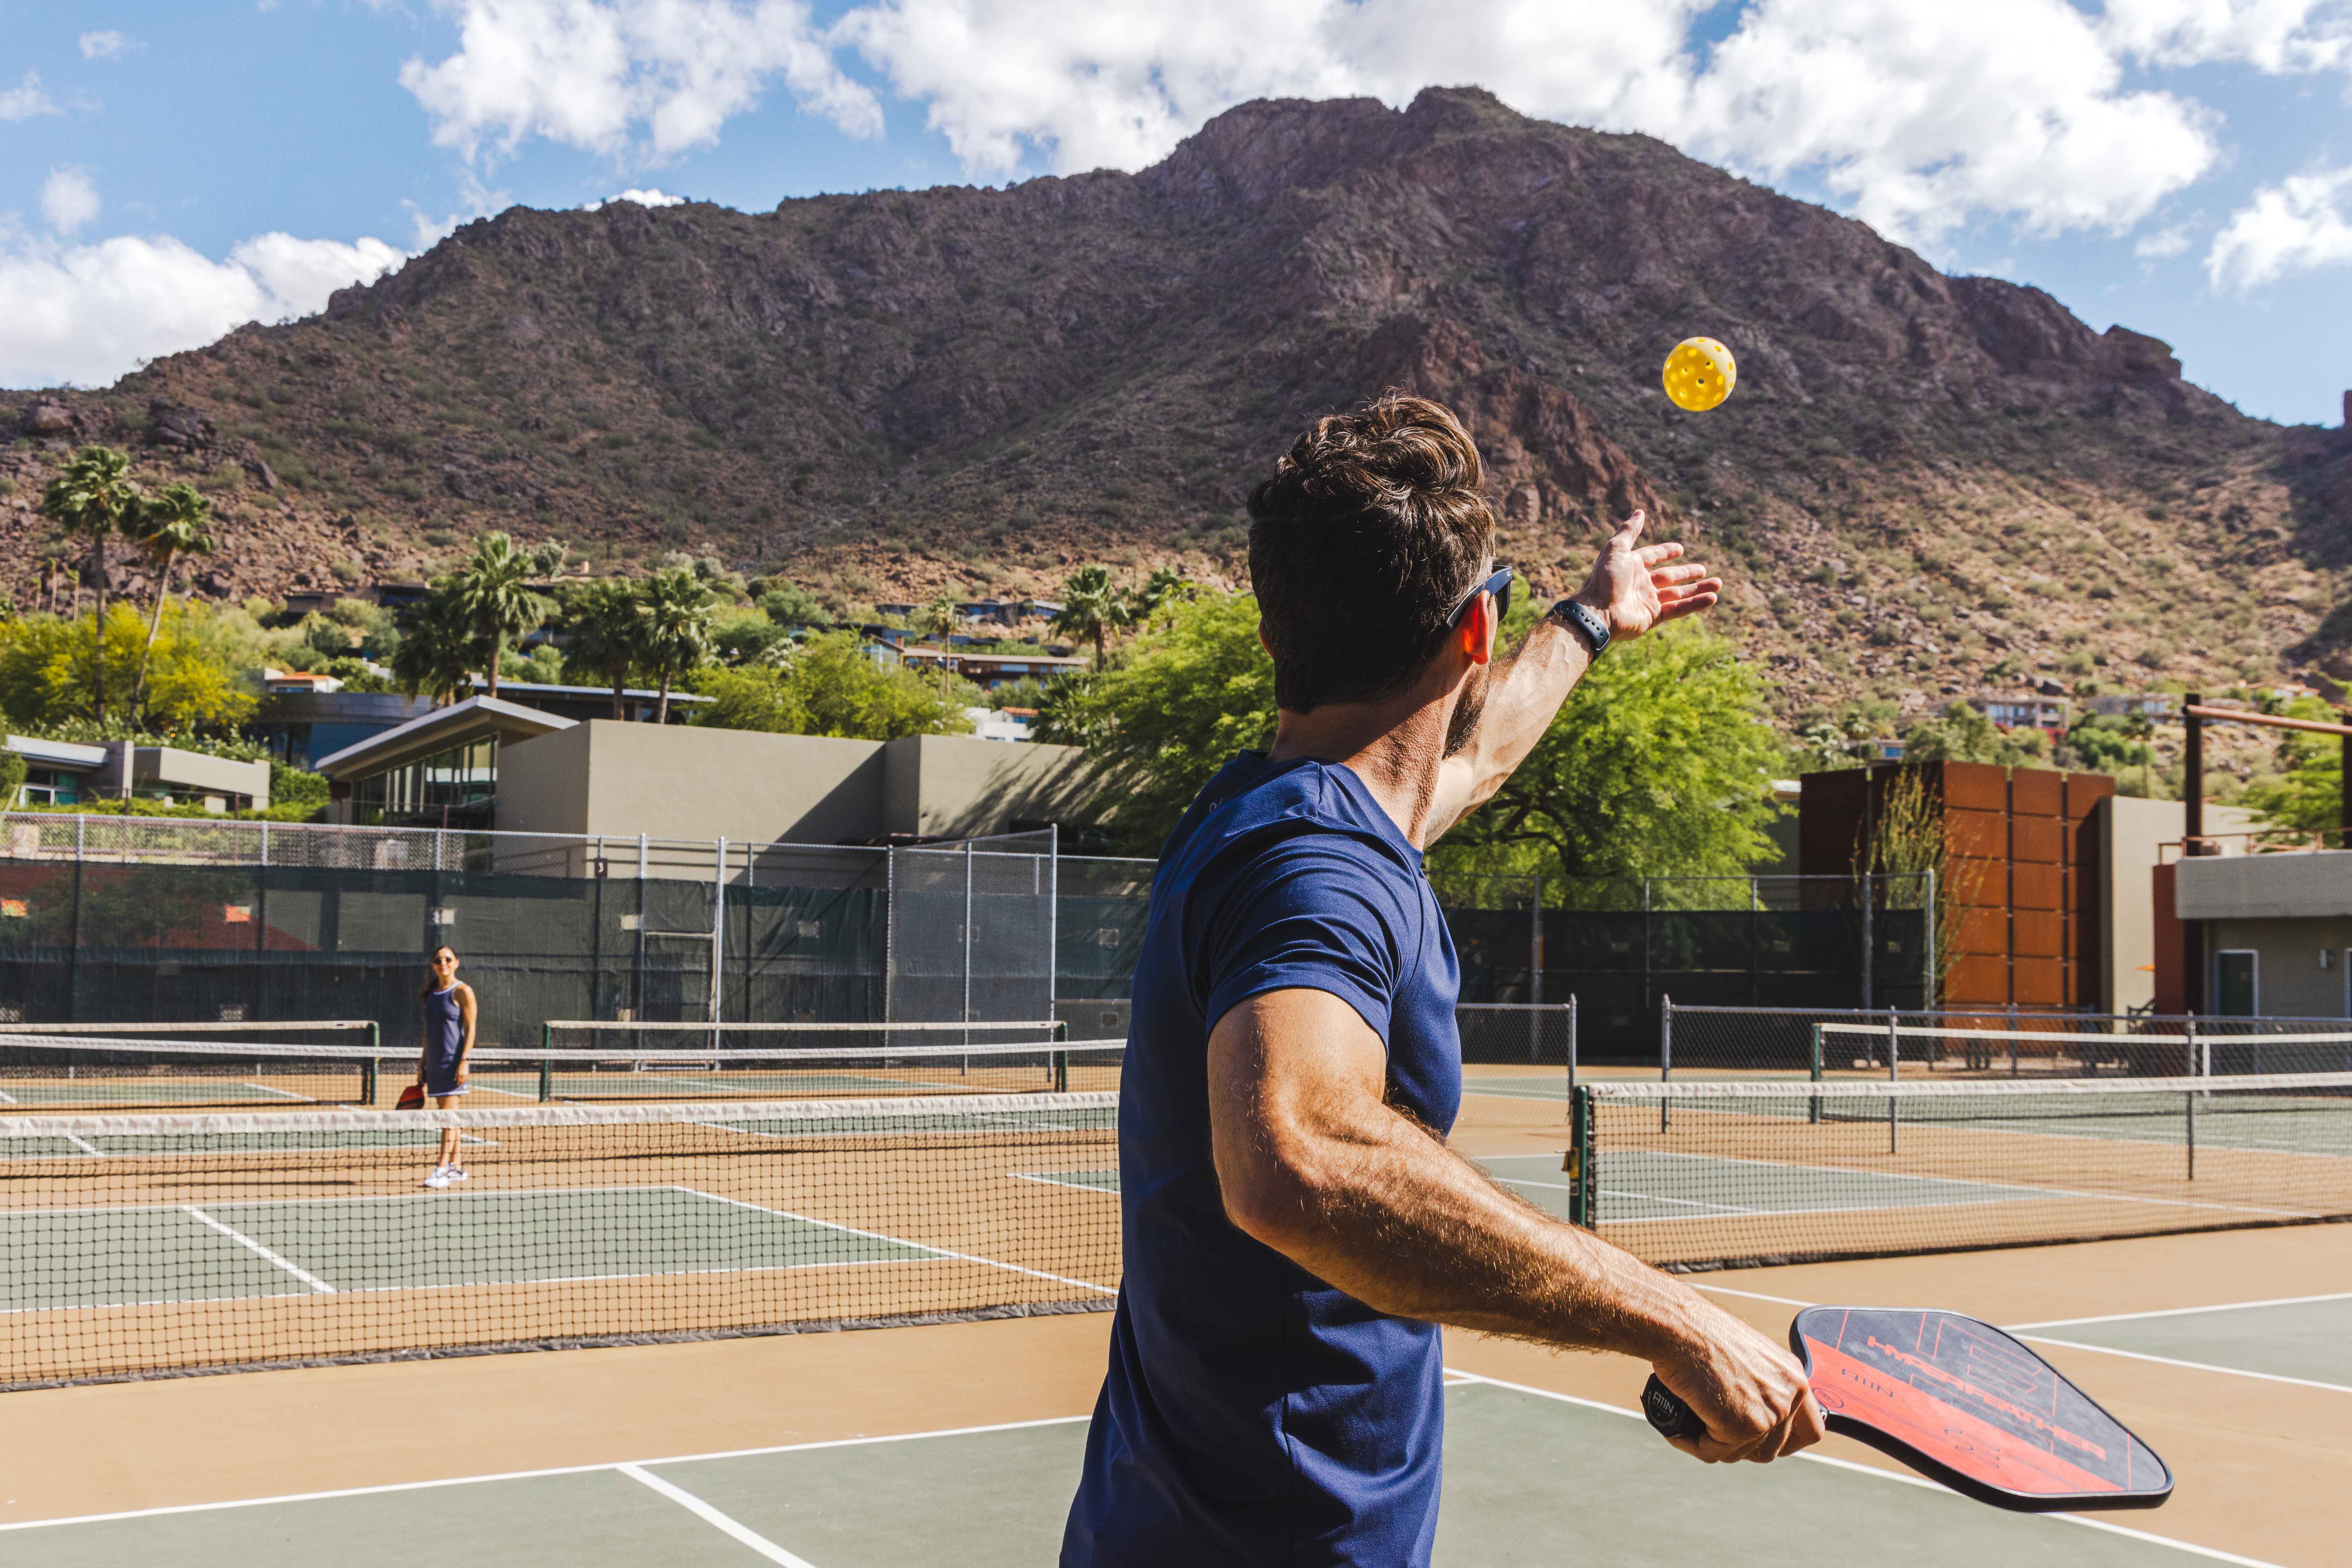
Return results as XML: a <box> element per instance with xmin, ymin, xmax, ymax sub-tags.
<box><xmin>3</xmin><ymin>0</ymin><xmax>2348</xmax><ymax>427</ymax></box>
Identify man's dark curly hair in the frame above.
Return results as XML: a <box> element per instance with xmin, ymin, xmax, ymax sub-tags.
<box><xmin>1248</xmin><ymin>393</ymin><xmax>1495</xmax><ymax>714</ymax></box>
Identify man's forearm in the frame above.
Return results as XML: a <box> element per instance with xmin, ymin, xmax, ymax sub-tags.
<box><xmin>1213</xmin><ymin>1020</ymin><xmax>1712</xmax><ymax>1361</ymax></box>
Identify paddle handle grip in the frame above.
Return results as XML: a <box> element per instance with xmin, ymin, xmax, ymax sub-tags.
<box><xmin>1641</xmin><ymin>1375</ymin><xmax>1707</xmax><ymax>1443</ymax></box>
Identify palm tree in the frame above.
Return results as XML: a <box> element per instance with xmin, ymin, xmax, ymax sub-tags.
<box><xmin>639</xmin><ymin>566</ymin><xmax>714</xmax><ymax>724</ymax></box>
<box><xmin>1127</xmin><ymin>567</ymin><xmax>1192</xmax><ymax>630</ymax></box>
<box><xmin>122</xmin><ymin>482</ymin><xmax>216</xmax><ymax>720</ymax></box>
<box><xmin>564</xmin><ymin>579</ymin><xmax>645</xmax><ymax>719</ymax></box>
<box><xmin>447</xmin><ymin>531</ymin><xmax>543</xmax><ymax>697</ymax></box>
<box><xmin>38</xmin><ymin>445</ymin><xmax>142</xmax><ymax>722</ymax></box>
<box><xmin>1051</xmin><ymin>566</ymin><xmax>1131</xmax><ymax>672</ymax></box>
<box><xmin>390</xmin><ymin>588</ymin><xmax>481</xmax><ymax>706</ymax></box>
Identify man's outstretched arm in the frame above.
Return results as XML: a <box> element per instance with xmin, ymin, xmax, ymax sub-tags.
<box><xmin>1426</xmin><ymin>511</ymin><xmax>1721</xmax><ymax>841</ymax></box>
<box><xmin>1207</xmin><ymin>987</ymin><xmax>1822</xmax><ymax>1465</ymax></box>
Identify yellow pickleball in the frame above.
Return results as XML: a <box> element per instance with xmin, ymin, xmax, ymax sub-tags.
<box><xmin>1662</xmin><ymin>336</ymin><xmax>1736</xmax><ymax>412</ymax></box>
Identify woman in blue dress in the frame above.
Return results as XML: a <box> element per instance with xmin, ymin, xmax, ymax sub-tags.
<box><xmin>416</xmin><ymin>945</ymin><xmax>477</xmax><ymax>1189</ymax></box>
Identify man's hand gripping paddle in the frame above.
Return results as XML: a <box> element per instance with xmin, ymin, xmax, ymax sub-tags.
<box><xmin>1643</xmin><ymin>1306</ymin><xmax>2172</xmax><ymax>1512</ymax></box>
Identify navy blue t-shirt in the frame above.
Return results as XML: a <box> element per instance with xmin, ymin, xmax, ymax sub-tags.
<box><xmin>1061</xmin><ymin>753</ymin><xmax>1464</xmax><ymax>1567</ymax></box>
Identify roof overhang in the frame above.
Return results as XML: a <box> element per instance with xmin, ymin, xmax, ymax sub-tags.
<box><xmin>4</xmin><ymin>734</ymin><xmax>107</xmax><ymax>771</ymax></box>
<box><xmin>315</xmin><ymin>696</ymin><xmax>576</xmax><ymax>781</ymax></box>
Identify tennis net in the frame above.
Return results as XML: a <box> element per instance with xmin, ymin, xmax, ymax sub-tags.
<box><xmin>0</xmin><ymin>1091</ymin><xmax>1120</xmax><ymax>1389</ymax></box>
<box><xmin>1565</xmin><ymin>1074</ymin><xmax>2352</xmax><ymax>1271</ymax></box>
<box><xmin>0</xmin><ymin>1022</ymin><xmax>383</xmax><ymax>1111</ymax></box>
<box><xmin>0</xmin><ymin>1031</ymin><xmax>1125</xmax><ymax>1110</ymax></box>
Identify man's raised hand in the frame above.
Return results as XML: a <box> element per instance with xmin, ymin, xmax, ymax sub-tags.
<box><xmin>1571</xmin><ymin>510</ymin><xmax>1722</xmax><ymax>641</ymax></box>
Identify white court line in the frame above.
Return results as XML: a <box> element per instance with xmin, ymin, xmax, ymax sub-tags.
<box><xmin>2013</xmin><ymin>1291</ymin><xmax>2352</xmax><ymax>1329</ymax></box>
<box><xmin>0</xmin><ymin>1087</ymin><xmax>17</xmax><ymax>1104</ymax></box>
<box><xmin>2014</xmin><ymin>1337</ymin><xmax>2352</xmax><ymax>1396</ymax></box>
<box><xmin>675</xmin><ymin>1185</ymin><xmax>1118</xmax><ymax>1297</ymax></box>
<box><xmin>180</xmin><ymin>1205</ymin><xmax>335</xmax><ymax>1294</ymax></box>
<box><xmin>1684</xmin><ymin>1284</ymin><xmax>2352</xmax><ymax>1395</ymax></box>
<box><xmin>1441</xmin><ymin>1369</ymin><xmax>2288</xmax><ymax>1567</ymax></box>
<box><xmin>59</xmin><ymin>1132</ymin><xmax>101</xmax><ymax>1157</ymax></box>
<box><xmin>0</xmin><ymin>1414</ymin><xmax>1093</xmax><ymax>1533</ymax></box>
<box><xmin>239</xmin><ymin>1083</ymin><xmax>311</xmax><ymax>1101</ymax></box>
<box><xmin>619</xmin><ymin>1464</ymin><xmax>819</xmax><ymax>1567</ymax></box>
<box><xmin>1009</xmin><ymin>1171</ymin><xmax>1118</xmax><ymax>1194</ymax></box>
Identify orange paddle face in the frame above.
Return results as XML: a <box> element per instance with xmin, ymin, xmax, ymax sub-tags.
<box><xmin>1791</xmin><ymin>1307</ymin><xmax>2172</xmax><ymax>1511</ymax></box>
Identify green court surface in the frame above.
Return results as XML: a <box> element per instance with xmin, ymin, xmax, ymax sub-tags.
<box><xmin>1459</xmin><ymin>1073</ymin><xmax>1572</xmax><ymax>1103</ymax></box>
<box><xmin>0</xmin><ymin>1187</ymin><xmax>933</xmax><ymax>1313</ymax></box>
<box><xmin>0</xmin><ymin>1378</ymin><xmax>2225</xmax><ymax>1567</ymax></box>
<box><xmin>2015</xmin><ymin>1291</ymin><xmax>2352</xmax><ymax>1391</ymax></box>
<box><xmin>1477</xmin><ymin>1151</ymin><xmax>2042</xmax><ymax>1223</ymax></box>
<box><xmin>0</xmin><ymin>1128</ymin><xmax>465</xmax><ymax>1162</ymax></box>
<box><xmin>0</xmin><ymin>1081</ymin><xmax>327</xmax><ymax>1109</ymax></box>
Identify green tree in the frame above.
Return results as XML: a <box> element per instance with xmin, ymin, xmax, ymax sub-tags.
<box><xmin>390</xmin><ymin>587</ymin><xmax>481</xmax><ymax>705</ymax></box>
<box><xmin>756</xmin><ymin>583</ymin><xmax>832</xmax><ymax>627</ymax></box>
<box><xmin>563</xmin><ymin>579</ymin><xmax>646</xmax><ymax>718</ymax></box>
<box><xmin>2239</xmin><ymin>694</ymin><xmax>2345</xmax><ymax>832</ymax></box>
<box><xmin>0</xmin><ymin>604</ymin><xmax>254</xmax><ymax>735</ymax></box>
<box><xmin>1051</xmin><ymin>566</ymin><xmax>1131</xmax><ymax>672</ymax></box>
<box><xmin>121</xmin><ymin>482</ymin><xmax>216</xmax><ymax>721</ymax></box>
<box><xmin>0</xmin><ymin>746</ymin><xmax>26</xmax><ymax>808</ymax></box>
<box><xmin>446</xmin><ymin>531</ymin><xmax>543</xmax><ymax>698</ymax></box>
<box><xmin>1901</xmin><ymin>701</ymin><xmax>2052</xmax><ymax>767</ymax></box>
<box><xmin>1127</xmin><ymin>567</ymin><xmax>1193</xmax><ymax>630</ymax></box>
<box><xmin>1036</xmin><ymin>591</ymin><xmax>1277</xmax><ymax>851</ymax></box>
<box><xmin>640</xmin><ymin>566</ymin><xmax>715</xmax><ymax>724</ymax></box>
<box><xmin>1441</xmin><ymin>625</ymin><xmax>1786</xmax><ymax>891</ymax></box>
<box><xmin>38</xmin><ymin>445</ymin><xmax>142</xmax><ymax>723</ymax></box>
<box><xmin>689</xmin><ymin>632</ymin><xmax>974</xmax><ymax>740</ymax></box>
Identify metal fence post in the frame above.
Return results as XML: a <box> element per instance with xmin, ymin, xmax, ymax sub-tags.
<box><xmin>711</xmin><ymin>837</ymin><xmax>726</xmax><ymax>1041</ymax></box>
<box><xmin>1860</xmin><ymin>870</ymin><xmax>1874</xmax><ymax>1014</ymax></box>
<box><xmin>1529</xmin><ymin>874</ymin><xmax>1543</xmax><ymax>1063</ymax></box>
<box><xmin>1046</xmin><ymin>824</ymin><xmax>1060</xmax><ymax>1027</ymax></box>
<box><xmin>1923</xmin><ymin>866</ymin><xmax>1938</xmax><ymax>1017</ymax></box>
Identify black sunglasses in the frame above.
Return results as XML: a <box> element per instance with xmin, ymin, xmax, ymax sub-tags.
<box><xmin>1439</xmin><ymin>566</ymin><xmax>1514</xmax><ymax>642</ymax></box>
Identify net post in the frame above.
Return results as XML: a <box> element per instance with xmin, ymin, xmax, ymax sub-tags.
<box><xmin>1660</xmin><ymin>992</ymin><xmax>1672</xmax><ymax>1131</ymax></box>
<box><xmin>1565</xmin><ymin>994</ymin><xmax>1578</xmax><ymax>1118</ymax></box>
<box><xmin>361</xmin><ymin>1055</ymin><xmax>377</xmax><ymax>1107</ymax></box>
<box><xmin>1809</xmin><ymin>1024</ymin><xmax>1822</xmax><ymax>1124</ymax></box>
<box><xmin>1567</xmin><ymin>1085</ymin><xmax>1592</xmax><ymax>1227</ymax></box>
<box><xmin>539</xmin><ymin>1022</ymin><xmax>554</xmax><ymax>1103</ymax></box>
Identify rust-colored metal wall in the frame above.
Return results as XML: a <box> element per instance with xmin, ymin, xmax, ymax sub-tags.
<box><xmin>1799</xmin><ymin>760</ymin><xmax>2115</xmax><ymax>1012</ymax></box>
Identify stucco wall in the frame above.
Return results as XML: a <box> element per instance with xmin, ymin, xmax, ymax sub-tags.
<box><xmin>2205</xmin><ymin>915</ymin><xmax>2352</xmax><ymax>1017</ymax></box>
<box><xmin>497</xmin><ymin>723</ymin><xmax>1101</xmax><ymax>847</ymax></box>
<box><xmin>2097</xmin><ymin>796</ymin><xmax>2261</xmax><ymax>1013</ymax></box>
<box><xmin>2176</xmin><ymin>850</ymin><xmax>2352</xmax><ymax>921</ymax></box>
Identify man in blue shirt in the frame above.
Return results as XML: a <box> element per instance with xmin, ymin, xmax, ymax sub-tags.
<box><xmin>1063</xmin><ymin>394</ymin><xmax>1824</xmax><ymax>1566</ymax></box>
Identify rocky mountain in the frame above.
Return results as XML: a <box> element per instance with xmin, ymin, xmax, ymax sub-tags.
<box><xmin>5</xmin><ymin>85</ymin><xmax>2349</xmax><ymax>721</ymax></box>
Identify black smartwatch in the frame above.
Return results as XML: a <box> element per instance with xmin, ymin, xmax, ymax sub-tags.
<box><xmin>1553</xmin><ymin>598</ymin><xmax>1610</xmax><ymax>657</ymax></box>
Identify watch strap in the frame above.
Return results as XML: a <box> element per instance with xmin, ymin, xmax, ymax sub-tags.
<box><xmin>1555</xmin><ymin>598</ymin><xmax>1610</xmax><ymax>657</ymax></box>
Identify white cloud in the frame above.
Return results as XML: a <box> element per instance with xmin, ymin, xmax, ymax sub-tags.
<box><xmin>2136</xmin><ymin>222</ymin><xmax>2195</xmax><ymax>257</ymax></box>
<box><xmin>2103</xmin><ymin>0</ymin><xmax>2351</xmax><ymax>73</ymax></box>
<box><xmin>0</xmin><ymin>231</ymin><xmax>405</xmax><ymax>388</ymax></box>
<box><xmin>78</xmin><ymin>30</ymin><xmax>130</xmax><ymax>60</ymax></box>
<box><xmin>2207</xmin><ymin>163</ymin><xmax>2352</xmax><ymax>287</ymax></box>
<box><xmin>830</xmin><ymin>0</ymin><xmax>2216</xmax><ymax>246</ymax></box>
<box><xmin>400</xmin><ymin>0</ymin><xmax>882</xmax><ymax>162</ymax></box>
<box><xmin>40</xmin><ymin>169</ymin><xmax>100</xmax><ymax>237</ymax></box>
<box><xmin>0</xmin><ymin>71</ymin><xmax>59</xmax><ymax>121</ymax></box>
<box><xmin>580</xmin><ymin>186</ymin><xmax>686</xmax><ymax>209</ymax></box>
<box><xmin>1683</xmin><ymin>0</ymin><xmax>2219</xmax><ymax>244</ymax></box>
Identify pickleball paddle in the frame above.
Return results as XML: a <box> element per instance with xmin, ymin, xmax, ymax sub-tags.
<box><xmin>396</xmin><ymin>1082</ymin><xmax>426</xmax><ymax>1110</ymax></box>
<box><xmin>1641</xmin><ymin>1306</ymin><xmax>2172</xmax><ymax>1512</ymax></box>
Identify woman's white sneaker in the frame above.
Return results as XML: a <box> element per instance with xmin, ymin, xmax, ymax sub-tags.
<box><xmin>423</xmin><ymin>1166</ymin><xmax>453</xmax><ymax>1189</ymax></box>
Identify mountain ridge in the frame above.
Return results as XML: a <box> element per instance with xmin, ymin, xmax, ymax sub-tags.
<box><xmin>3</xmin><ymin>85</ymin><xmax>2347</xmax><ymax>718</ymax></box>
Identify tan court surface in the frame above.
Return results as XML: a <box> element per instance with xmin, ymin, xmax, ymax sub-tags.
<box><xmin>0</xmin><ymin>1072</ymin><xmax>2343</xmax><ymax>1565</ymax></box>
